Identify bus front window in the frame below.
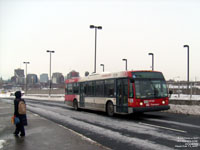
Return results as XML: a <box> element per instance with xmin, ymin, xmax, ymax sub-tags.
<box><xmin>134</xmin><ymin>79</ymin><xmax>168</xmax><ymax>99</ymax></box>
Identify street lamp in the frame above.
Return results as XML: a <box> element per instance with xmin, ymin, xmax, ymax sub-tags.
<box><xmin>90</xmin><ymin>25</ymin><xmax>102</xmax><ymax>73</ymax></box>
<box><xmin>23</xmin><ymin>62</ymin><xmax>30</xmax><ymax>95</ymax></box>
<box><xmin>100</xmin><ymin>64</ymin><xmax>104</xmax><ymax>72</ymax></box>
<box><xmin>183</xmin><ymin>45</ymin><xmax>189</xmax><ymax>92</ymax></box>
<box><xmin>122</xmin><ymin>59</ymin><xmax>127</xmax><ymax>71</ymax></box>
<box><xmin>148</xmin><ymin>53</ymin><xmax>154</xmax><ymax>71</ymax></box>
<box><xmin>46</xmin><ymin>50</ymin><xmax>55</xmax><ymax>97</ymax></box>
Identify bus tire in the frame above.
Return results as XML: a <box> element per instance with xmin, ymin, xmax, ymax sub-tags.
<box><xmin>106</xmin><ymin>101</ymin><xmax>114</xmax><ymax>117</ymax></box>
<box><xmin>73</xmin><ymin>99</ymin><xmax>78</xmax><ymax>111</ymax></box>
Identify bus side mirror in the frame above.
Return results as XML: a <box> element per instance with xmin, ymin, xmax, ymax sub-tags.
<box><xmin>169</xmin><ymin>90</ymin><xmax>173</xmax><ymax>98</ymax></box>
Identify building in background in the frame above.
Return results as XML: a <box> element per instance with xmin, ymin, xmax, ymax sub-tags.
<box><xmin>27</xmin><ymin>74</ymin><xmax>38</xmax><ymax>85</ymax></box>
<box><xmin>66</xmin><ymin>70</ymin><xmax>79</xmax><ymax>79</ymax></box>
<box><xmin>52</xmin><ymin>72</ymin><xmax>64</xmax><ymax>84</ymax></box>
<box><xmin>14</xmin><ymin>69</ymin><xmax>24</xmax><ymax>77</ymax></box>
<box><xmin>12</xmin><ymin>68</ymin><xmax>25</xmax><ymax>85</ymax></box>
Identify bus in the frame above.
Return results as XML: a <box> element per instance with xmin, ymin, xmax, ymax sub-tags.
<box><xmin>65</xmin><ymin>71</ymin><xmax>170</xmax><ymax>116</ymax></box>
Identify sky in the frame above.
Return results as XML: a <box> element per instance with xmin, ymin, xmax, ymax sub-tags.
<box><xmin>0</xmin><ymin>0</ymin><xmax>200</xmax><ymax>81</ymax></box>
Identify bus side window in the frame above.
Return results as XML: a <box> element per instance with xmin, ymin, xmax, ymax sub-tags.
<box><xmin>67</xmin><ymin>83</ymin><xmax>73</xmax><ymax>94</ymax></box>
<box><xmin>73</xmin><ymin>83</ymin><xmax>79</xmax><ymax>94</ymax></box>
<box><xmin>86</xmin><ymin>81</ymin><xmax>94</xmax><ymax>96</ymax></box>
<box><xmin>84</xmin><ymin>83</ymin><xmax>87</xmax><ymax>96</ymax></box>
<box><xmin>129</xmin><ymin>82</ymin><xmax>134</xmax><ymax>98</ymax></box>
<box><xmin>105</xmin><ymin>79</ymin><xmax>115</xmax><ymax>97</ymax></box>
<box><xmin>95</xmin><ymin>80</ymin><xmax>104</xmax><ymax>96</ymax></box>
<box><xmin>65</xmin><ymin>84</ymin><xmax>68</xmax><ymax>95</ymax></box>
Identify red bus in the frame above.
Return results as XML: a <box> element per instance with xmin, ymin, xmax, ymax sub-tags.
<box><xmin>65</xmin><ymin>71</ymin><xmax>170</xmax><ymax>116</ymax></box>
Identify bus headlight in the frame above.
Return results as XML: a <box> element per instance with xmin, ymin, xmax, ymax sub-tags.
<box><xmin>162</xmin><ymin>100</ymin><xmax>166</xmax><ymax>105</ymax></box>
<box><xmin>140</xmin><ymin>102</ymin><xmax>143</xmax><ymax>106</ymax></box>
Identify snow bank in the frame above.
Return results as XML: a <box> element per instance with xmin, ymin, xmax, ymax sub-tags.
<box><xmin>0</xmin><ymin>140</ymin><xmax>6</xmax><ymax>149</ymax></box>
<box><xmin>0</xmin><ymin>93</ymin><xmax>11</xmax><ymax>97</ymax></box>
<box><xmin>166</xmin><ymin>104</ymin><xmax>200</xmax><ymax>115</ymax></box>
<box><xmin>22</xmin><ymin>95</ymin><xmax>64</xmax><ymax>101</ymax></box>
<box><xmin>0</xmin><ymin>93</ymin><xmax>64</xmax><ymax>101</ymax></box>
<box><xmin>170</xmin><ymin>94</ymin><xmax>200</xmax><ymax>101</ymax></box>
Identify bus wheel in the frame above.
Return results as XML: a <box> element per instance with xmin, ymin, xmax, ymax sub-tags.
<box><xmin>106</xmin><ymin>101</ymin><xmax>114</xmax><ymax>117</ymax></box>
<box><xmin>73</xmin><ymin>100</ymin><xmax>78</xmax><ymax>111</ymax></box>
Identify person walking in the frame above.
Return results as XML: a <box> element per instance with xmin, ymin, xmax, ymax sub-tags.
<box><xmin>13</xmin><ymin>91</ymin><xmax>28</xmax><ymax>137</ymax></box>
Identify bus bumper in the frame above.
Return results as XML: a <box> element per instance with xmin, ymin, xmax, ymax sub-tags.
<box><xmin>129</xmin><ymin>105</ymin><xmax>170</xmax><ymax>113</ymax></box>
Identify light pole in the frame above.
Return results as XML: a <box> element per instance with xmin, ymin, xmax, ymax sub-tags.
<box><xmin>183</xmin><ymin>45</ymin><xmax>189</xmax><ymax>92</ymax></box>
<box><xmin>148</xmin><ymin>53</ymin><xmax>154</xmax><ymax>71</ymax></box>
<box><xmin>46</xmin><ymin>50</ymin><xmax>55</xmax><ymax>97</ymax></box>
<box><xmin>23</xmin><ymin>62</ymin><xmax>30</xmax><ymax>95</ymax></box>
<box><xmin>122</xmin><ymin>59</ymin><xmax>127</xmax><ymax>71</ymax></box>
<box><xmin>90</xmin><ymin>25</ymin><xmax>102</xmax><ymax>73</ymax></box>
<box><xmin>100</xmin><ymin>64</ymin><xmax>104</xmax><ymax>72</ymax></box>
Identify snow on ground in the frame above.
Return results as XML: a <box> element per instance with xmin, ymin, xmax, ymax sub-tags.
<box><xmin>22</xmin><ymin>95</ymin><xmax>64</xmax><ymax>101</ymax></box>
<box><xmin>0</xmin><ymin>93</ymin><xmax>11</xmax><ymax>98</ymax></box>
<box><xmin>0</xmin><ymin>140</ymin><xmax>6</xmax><ymax>149</ymax></box>
<box><xmin>0</xmin><ymin>93</ymin><xmax>64</xmax><ymax>101</ymax></box>
<box><xmin>170</xmin><ymin>94</ymin><xmax>200</xmax><ymax>100</ymax></box>
<box><xmin>166</xmin><ymin>104</ymin><xmax>200</xmax><ymax>116</ymax></box>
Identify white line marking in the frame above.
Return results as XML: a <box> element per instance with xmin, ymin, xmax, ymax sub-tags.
<box><xmin>139</xmin><ymin>122</ymin><xmax>187</xmax><ymax>133</ymax></box>
<box><xmin>58</xmin><ymin>124</ymin><xmax>111</xmax><ymax>150</ymax></box>
<box><xmin>145</xmin><ymin>118</ymin><xmax>200</xmax><ymax>129</ymax></box>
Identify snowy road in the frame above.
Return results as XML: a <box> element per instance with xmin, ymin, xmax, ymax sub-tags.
<box><xmin>2</xmin><ymin>98</ymin><xmax>200</xmax><ymax>150</ymax></box>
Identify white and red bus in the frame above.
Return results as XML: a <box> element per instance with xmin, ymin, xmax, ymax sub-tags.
<box><xmin>65</xmin><ymin>71</ymin><xmax>170</xmax><ymax>116</ymax></box>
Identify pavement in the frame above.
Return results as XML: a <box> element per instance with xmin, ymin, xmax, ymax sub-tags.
<box><xmin>0</xmin><ymin>100</ymin><xmax>108</xmax><ymax>150</ymax></box>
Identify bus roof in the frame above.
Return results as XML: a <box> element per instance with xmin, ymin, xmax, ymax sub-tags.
<box><xmin>65</xmin><ymin>70</ymin><xmax>163</xmax><ymax>83</ymax></box>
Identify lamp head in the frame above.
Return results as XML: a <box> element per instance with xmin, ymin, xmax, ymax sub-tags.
<box><xmin>90</xmin><ymin>25</ymin><xmax>95</xmax><ymax>29</ymax></box>
<box><xmin>97</xmin><ymin>26</ymin><xmax>102</xmax><ymax>30</ymax></box>
<box><xmin>183</xmin><ymin>45</ymin><xmax>189</xmax><ymax>48</ymax></box>
<box><xmin>47</xmin><ymin>50</ymin><xmax>55</xmax><ymax>53</ymax></box>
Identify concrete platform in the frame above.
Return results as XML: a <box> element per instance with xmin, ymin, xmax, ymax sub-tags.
<box><xmin>0</xmin><ymin>100</ymin><xmax>108</xmax><ymax>150</ymax></box>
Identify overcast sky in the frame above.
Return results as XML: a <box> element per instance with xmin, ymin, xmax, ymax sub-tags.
<box><xmin>0</xmin><ymin>0</ymin><xmax>200</xmax><ymax>81</ymax></box>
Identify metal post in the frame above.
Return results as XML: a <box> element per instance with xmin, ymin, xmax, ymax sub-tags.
<box><xmin>47</xmin><ymin>50</ymin><xmax>55</xmax><ymax>97</ymax></box>
<box><xmin>100</xmin><ymin>64</ymin><xmax>104</xmax><ymax>72</ymax></box>
<box><xmin>49</xmin><ymin>52</ymin><xmax>52</xmax><ymax>96</ymax></box>
<box><xmin>26</xmin><ymin>64</ymin><xmax>27</xmax><ymax>94</ymax></box>
<box><xmin>183</xmin><ymin>45</ymin><xmax>189</xmax><ymax>93</ymax></box>
<box><xmin>122</xmin><ymin>59</ymin><xmax>127</xmax><ymax>71</ymax></box>
<box><xmin>148</xmin><ymin>53</ymin><xmax>154</xmax><ymax>71</ymax></box>
<box><xmin>94</xmin><ymin>28</ymin><xmax>97</xmax><ymax>73</ymax></box>
<box><xmin>23</xmin><ymin>62</ymin><xmax>30</xmax><ymax>95</ymax></box>
<box><xmin>190</xmin><ymin>83</ymin><xmax>192</xmax><ymax>99</ymax></box>
<box><xmin>90</xmin><ymin>25</ymin><xmax>102</xmax><ymax>73</ymax></box>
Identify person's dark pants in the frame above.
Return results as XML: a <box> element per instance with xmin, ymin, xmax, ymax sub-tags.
<box><xmin>14</xmin><ymin>122</ymin><xmax>25</xmax><ymax>136</ymax></box>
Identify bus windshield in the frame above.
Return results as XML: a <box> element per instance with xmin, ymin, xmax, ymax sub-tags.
<box><xmin>134</xmin><ymin>79</ymin><xmax>168</xmax><ymax>99</ymax></box>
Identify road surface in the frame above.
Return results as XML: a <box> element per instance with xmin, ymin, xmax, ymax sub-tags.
<box><xmin>1</xmin><ymin>98</ymin><xmax>200</xmax><ymax>150</ymax></box>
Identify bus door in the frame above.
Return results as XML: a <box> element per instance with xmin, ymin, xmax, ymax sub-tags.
<box><xmin>80</xmin><ymin>82</ymin><xmax>85</xmax><ymax>107</ymax></box>
<box><xmin>116</xmin><ymin>79</ymin><xmax>128</xmax><ymax>113</ymax></box>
